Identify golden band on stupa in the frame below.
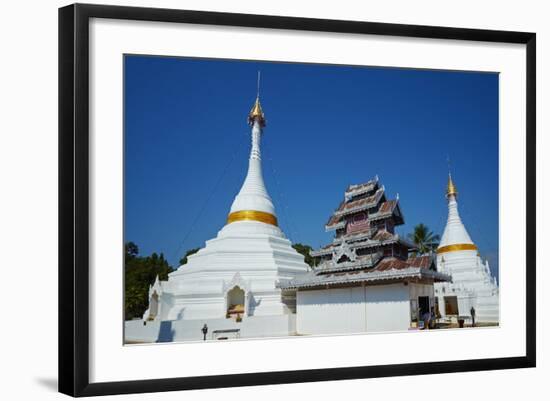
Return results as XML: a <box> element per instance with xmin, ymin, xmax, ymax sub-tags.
<box><xmin>436</xmin><ymin>243</ymin><xmax>478</xmax><ymax>254</ymax></box>
<box><xmin>227</xmin><ymin>210</ymin><xmax>278</xmax><ymax>226</ymax></box>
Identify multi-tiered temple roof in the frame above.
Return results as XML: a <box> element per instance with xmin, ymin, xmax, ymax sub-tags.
<box><xmin>279</xmin><ymin>176</ymin><xmax>450</xmax><ymax>290</ymax></box>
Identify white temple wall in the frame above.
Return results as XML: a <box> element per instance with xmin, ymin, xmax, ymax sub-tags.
<box><xmin>297</xmin><ymin>287</ymin><xmax>366</xmax><ymax>335</ymax></box>
<box><xmin>296</xmin><ymin>284</ymin><xmax>411</xmax><ymax>335</ymax></box>
<box><xmin>408</xmin><ymin>283</ymin><xmax>434</xmax><ymax>299</ymax></box>
<box><xmin>125</xmin><ymin>320</ymin><xmax>162</xmax><ymax>343</ymax></box>
<box><xmin>365</xmin><ymin>284</ymin><xmax>411</xmax><ymax>332</ymax></box>
<box><xmin>125</xmin><ymin>314</ymin><xmax>296</xmax><ymax>343</ymax></box>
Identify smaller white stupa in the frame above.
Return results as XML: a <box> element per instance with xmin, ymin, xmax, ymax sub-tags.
<box><xmin>435</xmin><ymin>174</ymin><xmax>499</xmax><ymax>323</ymax></box>
<box><xmin>126</xmin><ymin>78</ymin><xmax>310</xmax><ymax>342</ymax></box>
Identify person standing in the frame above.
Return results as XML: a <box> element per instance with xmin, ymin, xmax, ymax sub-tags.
<box><xmin>429</xmin><ymin>306</ymin><xmax>436</xmax><ymax>329</ymax></box>
<box><xmin>422</xmin><ymin>309</ymin><xmax>431</xmax><ymax>330</ymax></box>
<box><xmin>470</xmin><ymin>306</ymin><xmax>476</xmax><ymax>327</ymax></box>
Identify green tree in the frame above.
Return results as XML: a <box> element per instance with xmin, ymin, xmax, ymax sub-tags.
<box><xmin>124</xmin><ymin>242</ymin><xmax>174</xmax><ymax>320</ymax></box>
<box><xmin>125</xmin><ymin>241</ymin><xmax>139</xmax><ymax>261</ymax></box>
<box><xmin>179</xmin><ymin>248</ymin><xmax>200</xmax><ymax>266</ymax></box>
<box><xmin>292</xmin><ymin>243</ymin><xmax>318</xmax><ymax>267</ymax></box>
<box><xmin>408</xmin><ymin>223</ymin><xmax>440</xmax><ymax>255</ymax></box>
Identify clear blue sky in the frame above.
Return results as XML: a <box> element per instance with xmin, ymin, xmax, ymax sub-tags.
<box><xmin>124</xmin><ymin>55</ymin><xmax>499</xmax><ymax>277</ymax></box>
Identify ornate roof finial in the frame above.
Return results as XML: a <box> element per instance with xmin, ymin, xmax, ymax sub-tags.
<box><xmin>248</xmin><ymin>71</ymin><xmax>266</xmax><ymax>127</ymax></box>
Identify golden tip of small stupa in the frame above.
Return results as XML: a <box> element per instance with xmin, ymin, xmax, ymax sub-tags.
<box><xmin>447</xmin><ymin>174</ymin><xmax>458</xmax><ymax>198</ymax></box>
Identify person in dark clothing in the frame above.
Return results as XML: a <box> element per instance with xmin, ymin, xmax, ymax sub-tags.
<box><xmin>470</xmin><ymin>306</ymin><xmax>476</xmax><ymax>327</ymax></box>
<box><xmin>429</xmin><ymin>307</ymin><xmax>436</xmax><ymax>329</ymax></box>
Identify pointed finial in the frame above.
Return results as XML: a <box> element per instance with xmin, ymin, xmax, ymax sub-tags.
<box><xmin>446</xmin><ymin>156</ymin><xmax>458</xmax><ymax>198</ymax></box>
<box><xmin>447</xmin><ymin>172</ymin><xmax>458</xmax><ymax>198</ymax></box>
<box><xmin>248</xmin><ymin>71</ymin><xmax>266</xmax><ymax>127</ymax></box>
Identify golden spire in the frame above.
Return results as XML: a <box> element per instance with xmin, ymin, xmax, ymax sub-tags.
<box><xmin>248</xmin><ymin>97</ymin><xmax>265</xmax><ymax>124</ymax></box>
<box><xmin>447</xmin><ymin>173</ymin><xmax>458</xmax><ymax>198</ymax></box>
<box><xmin>247</xmin><ymin>72</ymin><xmax>266</xmax><ymax>127</ymax></box>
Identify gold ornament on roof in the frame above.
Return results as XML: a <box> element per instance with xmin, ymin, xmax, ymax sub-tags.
<box><xmin>446</xmin><ymin>174</ymin><xmax>458</xmax><ymax>198</ymax></box>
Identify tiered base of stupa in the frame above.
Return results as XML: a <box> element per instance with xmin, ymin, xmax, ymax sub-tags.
<box><xmin>435</xmin><ymin>250</ymin><xmax>499</xmax><ymax>324</ymax></box>
<box><xmin>473</xmin><ymin>289</ymin><xmax>500</xmax><ymax>323</ymax></box>
<box><xmin>125</xmin><ymin>220</ymin><xmax>309</xmax><ymax>342</ymax></box>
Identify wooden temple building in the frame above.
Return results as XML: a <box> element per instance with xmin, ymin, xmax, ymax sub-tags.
<box><xmin>279</xmin><ymin>176</ymin><xmax>450</xmax><ymax>334</ymax></box>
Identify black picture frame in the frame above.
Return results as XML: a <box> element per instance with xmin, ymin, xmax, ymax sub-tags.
<box><xmin>59</xmin><ymin>3</ymin><xmax>536</xmax><ymax>397</ymax></box>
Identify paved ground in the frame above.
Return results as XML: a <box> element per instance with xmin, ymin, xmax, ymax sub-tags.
<box><xmin>436</xmin><ymin>322</ymin><xmax>499</xmax><ymax>329</ymax></box>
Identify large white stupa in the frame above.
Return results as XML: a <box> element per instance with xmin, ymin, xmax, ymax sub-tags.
<box><xmin>434</xmin><ymin>174</ymin><xmax>499</xmax><ymax>323</ymax></box>
<box><xmin>126</xmin><ymin>88</ymin><xmax>309</xmax><ymax>342</ymax></box>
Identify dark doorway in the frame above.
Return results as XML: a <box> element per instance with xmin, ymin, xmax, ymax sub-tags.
<box><xmin>444</xmin><ymin>296</ymin><xmax>459</xmax><ymax>315</ymax></box>
<box><xmin>418</xmin><ymin>296</ymin><xmax>430</xmax><ymax>318</ymax></box>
